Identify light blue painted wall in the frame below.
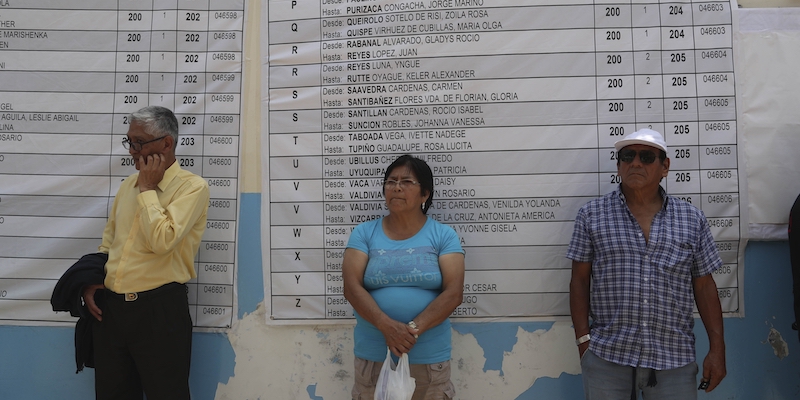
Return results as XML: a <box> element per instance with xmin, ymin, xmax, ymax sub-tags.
<box><xmin>1</xmin><ymin>193</ymin><xmax>798</xmax><ymax>399</ymax></box>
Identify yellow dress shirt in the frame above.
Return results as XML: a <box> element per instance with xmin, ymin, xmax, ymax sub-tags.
<box><xmin>99</xmin><ymin>161</ymin><xmax>210</xmax><ymax>293</ymax></box>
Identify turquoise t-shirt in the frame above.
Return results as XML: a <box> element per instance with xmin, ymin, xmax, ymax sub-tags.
<box><xmin>347</xmin><ymin>217</ymin><xmax>464</xmax><ymax>364</ymax></box>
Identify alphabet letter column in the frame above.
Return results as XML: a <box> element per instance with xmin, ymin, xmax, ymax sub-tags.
<box><xmin>268</xmin><ymin>0</ymin><xmax>327</xmax><ymax>319</ymax></box>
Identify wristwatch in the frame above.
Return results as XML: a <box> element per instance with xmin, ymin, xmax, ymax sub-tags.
<box><xmin>575</xmin><ymin>334</ymin><xmax>591</xmax><ymax>346</ymax></box>
<box><xmin>407</xmin><ymin>321</ymin><xmax>419</xmax><ymax>338</ymax></box>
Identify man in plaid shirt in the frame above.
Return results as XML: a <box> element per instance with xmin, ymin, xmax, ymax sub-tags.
<box><xmin>567</xmin><ymin>129</ymin><xmax>726</xmax><ymax>400</ymax></box>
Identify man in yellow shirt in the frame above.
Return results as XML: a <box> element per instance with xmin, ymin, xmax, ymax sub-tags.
<box><xmin>82</xmin><ymin>106</ymin><xmax>209</xmax><ymax>400</ymax></box>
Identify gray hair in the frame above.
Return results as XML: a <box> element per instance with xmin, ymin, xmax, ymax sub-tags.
<box><xmin>129</xmin><ymin>106</ymin><xmax>179</xmax><ymax>144</ymax></box>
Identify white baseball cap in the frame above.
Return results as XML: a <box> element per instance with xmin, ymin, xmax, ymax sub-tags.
<box><xmin>614</xmin><ymin>128</ymin><xmax>668</xmax><ymax>154</ymax></box>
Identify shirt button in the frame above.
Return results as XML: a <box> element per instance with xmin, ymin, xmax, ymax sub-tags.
<box><xmin>638</xmin><ymin>233</ymin><xmax>643</xmax><ymax>237</ymax></box>
<box><xmin>642</xmin><ymin>322</ymin><xmax>648</xmax><ymax>327</ymax></box>
<box><xmin>643</xmin><ymin>299</ymin><xmax>648</xmax><ymax>304</ymax></box>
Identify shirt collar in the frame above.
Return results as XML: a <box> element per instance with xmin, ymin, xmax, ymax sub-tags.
<box><xmin>615</xmin><ymin>184</ymin><xmax>669</xmax><ymax>211</ymax></box>
<box><xmin>158</xmin><ymin>161</ymin><xmax>180</xmax><ymax>191</ymax></box>
<box><xmin>133</xmin><ymin>161</ymin><xmax>180</xmax><ymax>191</ymax></box>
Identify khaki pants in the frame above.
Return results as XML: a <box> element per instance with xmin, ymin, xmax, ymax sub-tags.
<box><xmin>352</xmin><ymin>356</ymin><xmax>456</xmax><ymax>400</ymax></box>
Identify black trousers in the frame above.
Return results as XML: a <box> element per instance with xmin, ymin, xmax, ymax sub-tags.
<box><xmin>92</xmin><ymin>283</ymin><xmax>192</xmax><ymax>400</ymax></box>
<box><xmin>789</xmin><ymin>194</ymin><xmax>800</xmax><ymax>341</ymax></box>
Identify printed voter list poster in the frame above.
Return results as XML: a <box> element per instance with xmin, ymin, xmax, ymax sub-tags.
<box><xmin>264</xmin><ymin>0</ymin><xmax>745</xmax><ymax>322</ymax></box>
<box><xmin>0</xmin><ymin>1</ymin><xmax>245</xmax><ymax>328</ymax></box>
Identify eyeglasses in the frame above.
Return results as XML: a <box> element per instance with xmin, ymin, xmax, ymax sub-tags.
<box><xmin>122</xmin><ymin>136</ymin><xmax>166</xmax><ymax>151</ymax></box>
<box><xmin>617</xmin><ymin>149</ymin><xmax>659</xmax><ymax>164</ymax></box>
<box><xmin>383</xmin><ymin>179</ymin><xmax>420</xmax><ymax>189</ymax></box>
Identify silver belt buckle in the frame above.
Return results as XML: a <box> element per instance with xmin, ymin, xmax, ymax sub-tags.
<box><xmin>124</xmin><ymin>292</ymin><xmax>139</xmax><ymax>302</ymax></box>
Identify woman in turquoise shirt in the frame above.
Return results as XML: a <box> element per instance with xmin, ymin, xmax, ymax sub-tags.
<box><xmin>343</xmin><ymin>154</ymin><xmax>466</xmax><ymax>400</ymax></box>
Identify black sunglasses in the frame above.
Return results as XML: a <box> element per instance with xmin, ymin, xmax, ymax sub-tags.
<box><xmin>617</xmin><ymin>149</ymin><xmax>659</xmax><ymax>164</ymax></box>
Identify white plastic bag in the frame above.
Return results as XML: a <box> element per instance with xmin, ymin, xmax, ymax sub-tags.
<box><xmin>374</xmin><ymin>347</ymin><xmax>416</xmax><ymax>400</ymax></box>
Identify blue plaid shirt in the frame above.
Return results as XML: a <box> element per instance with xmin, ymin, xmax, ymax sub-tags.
<box><xmin>566</xmin><ymin>186</ymin><xmax>722</xmax><ymax>370</ymax></box>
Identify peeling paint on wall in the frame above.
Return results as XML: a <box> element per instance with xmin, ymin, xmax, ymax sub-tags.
<box><xmin>215</xmin><ymin>304</ymin><xmax>354</xmax><ymax>399</ymax></box>
<box><xmin>451</xmin><ymin>322</ymin><xmax>580</xmax><ymax>399</ymax></box>
<box><xmin>766</xmin><ymin>327</ymin><xmax>789</xmax><ymax>359</ymax></box>
<box><xmin>215</xmin><ymin>303</ymin><xmax>579</xmax><ymax>399</ymax></box>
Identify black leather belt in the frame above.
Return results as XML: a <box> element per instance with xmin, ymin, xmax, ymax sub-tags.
<box><xmin>106</xmin><ymin>282</ymin><xmax>184</xmax><ymax>302</ymax></box>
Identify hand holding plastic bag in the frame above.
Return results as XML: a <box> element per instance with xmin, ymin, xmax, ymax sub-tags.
<box><xmin>374</xmin><ymin>347</ymin><xmax>416</xmax><ymax>400</ymax></box>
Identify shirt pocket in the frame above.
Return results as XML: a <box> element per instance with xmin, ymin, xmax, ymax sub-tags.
<box><xmin>659</xmin><ymin>241</ymin><xmax>694</xmax><ymax>278</ymax></box>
